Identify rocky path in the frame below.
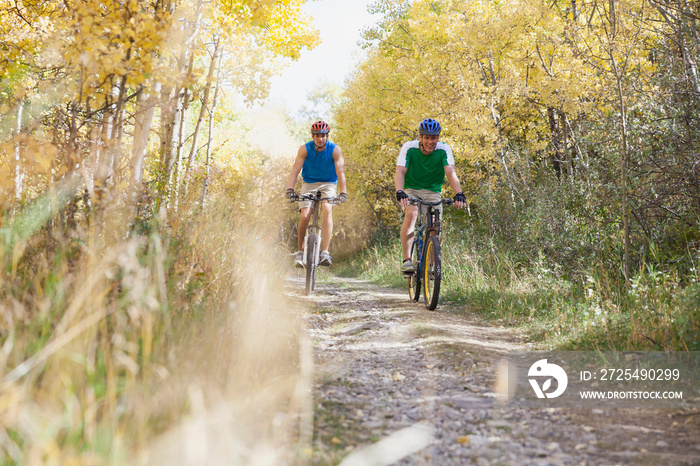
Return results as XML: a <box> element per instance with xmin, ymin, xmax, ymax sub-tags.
<box><xmin>289</xmin><ymin>276</ymin><xmax>700</xmax><ymax>466</ymax></box>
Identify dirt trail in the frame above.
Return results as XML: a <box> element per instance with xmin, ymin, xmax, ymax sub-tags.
<box><xmin>288</xmin><ymin>276</ymin><xmax>700</xmax><ymax>465</ymax></box>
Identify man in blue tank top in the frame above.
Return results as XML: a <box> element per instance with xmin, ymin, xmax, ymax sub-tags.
<box><xmin>286</xmin><ymin>120</ymin><xmax>347</xmax><ymax>267</ymax></box>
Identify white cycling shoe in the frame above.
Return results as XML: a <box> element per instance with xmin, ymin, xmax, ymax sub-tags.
<box><xmin>293</xmin><ymin>251</ymin><xmax>304</xmax><ymax>268</ymax></box>
<box><xmin>319</xmin><ymin>251</ymin><xmax>332</xmax><ymax>266</ymax></box>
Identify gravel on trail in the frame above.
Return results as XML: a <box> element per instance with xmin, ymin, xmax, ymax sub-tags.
<box><xmin>289</xmin><ymin>276</ymin><xmax>700</xmax><ymax>466</ymax></box>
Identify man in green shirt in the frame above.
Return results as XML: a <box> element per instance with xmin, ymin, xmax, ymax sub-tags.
<box><xmin>394</xmin><ymin>118</ymin><xmax>466</xmax><ymax>273</ymax></box>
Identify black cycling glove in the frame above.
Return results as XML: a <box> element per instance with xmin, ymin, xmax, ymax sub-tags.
<box><xmin>396</xmin><ymin>190</ymin><xmax>408</xmax><ymax>202</ymax></box>
<box><xmin>286</xmin><ymin>189</ymin><xmax>298</xmax><ymax>201</ymax></box>
<box><xmin>337</xmin><ymin>193</ymin><xmax>348</xmax><ymax>204</ymax></box>
<box><xmin>453</xmin><ymin>192</ymin><xmax>466</xmax><ymax>204</ymax></box>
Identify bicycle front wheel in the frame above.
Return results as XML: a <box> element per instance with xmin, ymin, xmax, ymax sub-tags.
<box><xmin>423</xmin><ymin>235</ymin><xmax>442</xmax><ymax>310</ymax></box>
<box><xmin>305</xmin><ymin>232</ymin><xmax>317</xmax><ymax>295</ymax></box>
<box><xmin>407</xmin><ymin>241</ymin><xmax>421</xmax><ymax>302</ymax></box>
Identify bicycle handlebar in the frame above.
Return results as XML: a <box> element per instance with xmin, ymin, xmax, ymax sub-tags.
<box><xmin>290</xmin><ymin>194</ymin><xmax>342</xmax><ymax>205</ymax></box>
<box><xmin>408</xmin><ymin>197</ymin><xmax>455</xmax><ymax>207</ymax></box>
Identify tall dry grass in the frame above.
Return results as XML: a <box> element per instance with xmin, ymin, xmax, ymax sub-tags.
<box><xmin>0</xmin><ymin>177</ymin><xmax>311</xmax><ymax>464</ymax></box>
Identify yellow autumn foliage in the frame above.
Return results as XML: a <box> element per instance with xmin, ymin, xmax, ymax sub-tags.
<box><xmin>335</xmin><ymin>0</ymin><xmax>662</xmax><ymax>221</ymax></box>
<box><xmin>0</xmin><ymin>0</ymin><xmax>317</xmax><ymax>209</ymax></box>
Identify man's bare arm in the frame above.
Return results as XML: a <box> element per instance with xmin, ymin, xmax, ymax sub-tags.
<box><xmin>287</xmin><ymin>145</ymin><xmax>308</xmax><ymax>190</ymax></box>
<box><xmin>333</xmin><ymin>145</ymin><xmax>347</xmax><ymax>194</ymax></box>
<box><xmin>394</xmin><ymin>165</ymin><xmax>409</xmax><ymax>208</ymax></box>
<box><xmin>445</xmin><ymin>165</ymin><xmax>465</xmax><ymax>209</ymax></box>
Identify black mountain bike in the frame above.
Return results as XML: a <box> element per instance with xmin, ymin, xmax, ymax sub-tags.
<box><xmin>292</xmin><ymin>192</ymin><xmax>340</xmax><ymax>295</ymax></box>
<box><xmin>406</xmin><ymin>198</ymin><xmax>454</xmax><ymax>310</ymax></box>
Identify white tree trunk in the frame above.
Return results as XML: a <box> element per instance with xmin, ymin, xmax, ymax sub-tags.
<box><xmin>201</xmin><ymin>45</ymin><xmax>224</xmax><ymax>209</ymax></box>
<box><xmin>185</xmin><ymin>38</ymin><xmax>221</xmax><ymax>195</ymax></box>
<box><xmin>132</xmin><ymin>82</ymin><xmax>161</xmax><ymax>186</ymax></box>
<box><xmin>14</xmin><ymin>102</ymin><xmax>23</xmax><ymax>202</ymax></box>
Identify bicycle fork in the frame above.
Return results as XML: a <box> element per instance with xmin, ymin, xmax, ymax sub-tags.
<box><xmin>413</xmin><ymin>236</ymin><xmax>424</xmax><ymax>275</ymax></box>
<box><xmin>302</xmin><ymin>228</ymin><xmax>321</xmax><ymax>267</ymax></box>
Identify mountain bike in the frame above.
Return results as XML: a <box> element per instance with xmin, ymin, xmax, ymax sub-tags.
<box><xmin>406</xmin><ymin>198</ymin><xmax>454</xmax><ymax>310</ymax></box>
<box><xmin>291</xmin><ymin>191</ymin><xmax>340</xmax><ymax>295</ymax></box>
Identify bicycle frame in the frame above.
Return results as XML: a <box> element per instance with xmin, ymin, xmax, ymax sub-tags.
<box><xmin>301</xmin><ymin>192</ymin><xmax>324</xmax><ymax>268</ymax></box>
<box><xmin>292</xmin><ymin>191</ymin><xmax>338</xmax><ymax>294</ymax></box>
<box><xmin>410</xmin><ymin>200</ymin><xmax>443</xmax><ymax>276</ymax></box>
<box><xmin>406</xmin><ymin>198</ymin><xmax>453</xmax><ymax>308</ymax></box>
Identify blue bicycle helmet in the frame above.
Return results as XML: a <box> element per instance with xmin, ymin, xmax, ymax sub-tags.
<box><xmin>418</xmin><ymin>118</ymin><xmax>441</xmax><ymax>135</ymax></box>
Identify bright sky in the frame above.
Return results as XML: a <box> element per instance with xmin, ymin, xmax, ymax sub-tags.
<box><xmin>244</xmin><ymin>0</ymin><xmax>379</xmax><ymax>159</ymax></box>
<box><xmin>266</xmin><ymin>0</ymin><xmax>379</xmax><ymax>115</ymax></box>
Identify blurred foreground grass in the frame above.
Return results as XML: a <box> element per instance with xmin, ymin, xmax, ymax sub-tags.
<box><xmin>0</xmin><ymin>185</ymin><xmax>310</xmax><ymax>465</ymax></box>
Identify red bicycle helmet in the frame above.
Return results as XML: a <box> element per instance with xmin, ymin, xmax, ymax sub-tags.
<box><xmin>311</xmin><ymin>120</ymin><xmax>330</xmax><ymax>134</ymax></box>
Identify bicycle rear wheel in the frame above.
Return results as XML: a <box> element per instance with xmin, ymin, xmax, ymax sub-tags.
<box><xmin>305</xmin><ymin>232</ymin><xmax>317</xmax><ymax>295</ymax></box>
<box><xmin>423</xmin><ymin>235</ymin><xmax>442</xmax><ymax>310</ymax></box>
<box><xmin>407</xmin><ymin>240</ymin><xmax>421</xmax><ymax>302</ymax></box>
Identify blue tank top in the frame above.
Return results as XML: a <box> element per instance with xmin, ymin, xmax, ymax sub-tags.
<box><xmin>302</xmin><ymin>141</ymin><xmax>338</xmax><ymax>183</ymax></box>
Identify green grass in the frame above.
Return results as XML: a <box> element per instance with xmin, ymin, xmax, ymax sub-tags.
<box><xmin>335</xmin><ymin>224</ymin><xmax>700</xmax><ymax>351</ymax></box>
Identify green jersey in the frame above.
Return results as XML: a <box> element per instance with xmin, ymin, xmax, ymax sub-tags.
<box><xmin>396</xmin><ymin>140</ymin><xmax>454</xmax><ymax>193</ymax></box>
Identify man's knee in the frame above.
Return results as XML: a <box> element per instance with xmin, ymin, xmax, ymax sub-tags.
<box><xmin>322</xmin><ymin>204</ymin><xmax>333</xmax><ymax>218</ymax></box>
<box><xmin>403</xmin><ymin>208</ymin><xmax>418</xmax><ymax>225</ymax></box>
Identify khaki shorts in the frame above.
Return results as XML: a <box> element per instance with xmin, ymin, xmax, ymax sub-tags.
<box><xmin>404</xmin><ymin>188</ymin><xmax>443</xmax><ymax>221</ymax></box>
<box><xmin>298</xmin><ymin>182</ymin><xmax>337</xmax><ymax>210</ymax></box>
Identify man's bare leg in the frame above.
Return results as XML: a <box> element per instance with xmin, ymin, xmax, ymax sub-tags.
<box><xmin>298</xmin><ymin>208</ymin><xmax>312</xmax><ymax>251</ymax></box>
<box><xmin>401</xmin><ymin>205</ymin><xmax>419</xmax><ymax>261</ymax></box>
<box><xmin>321</xmin><ymin>202</ymin><xmax>333</xmax><ymax>252</ymax></box>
